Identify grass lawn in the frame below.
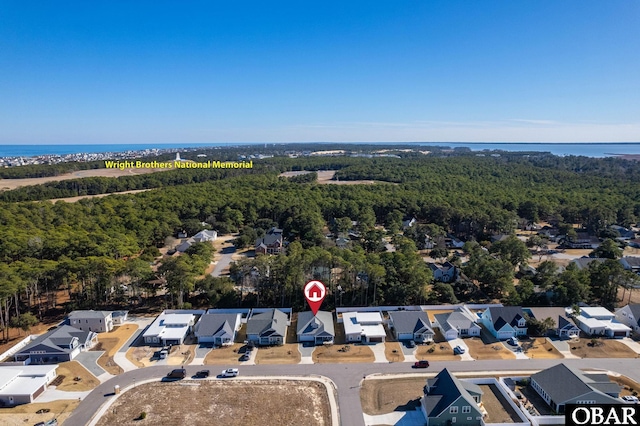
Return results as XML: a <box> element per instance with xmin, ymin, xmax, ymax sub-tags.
<box><xmin>520</xmin><ymin>337</ymin><xmax>564</xmax><ymax>359</ymax></box>
<box><xmin>54</xmin><ymin>361</ymin><xmax>100</xmax><ymax>391</ymax></box>
<box><xmin>384</xmin><ymin>342</ymin><xmax>405</xmax><ymax>362</ymax></box>
<box><xmin>0</xmin><ymin>400</ymin><xmax>79</xmax><ymax>426</ymax></box>
<box><xmin>569</xmin><ymin>338</ymin><xmax>639</xmax><ymax>358</ymax></box>
<box><xmin>415</xmin><ymin>341</ymin><xmax>461</xmax><ymax>361</ymax></box>
<box><xmin>204</xmin><ymin>343</ymin><xmax>244</xmax><ymax>365</ymax></box>
<box><xmin>465</xmin><ymin>337</ymin><xmax>516</xmax><ymax>360</ymax></box>
<box><xmin>94</xmin><ymin>324</ymin><xmax>139</xmax><ymax>375</ymax></box>
<box><xmin>313</xmin><ymin>344</ymin><xmax>375</xmax><ymax>363</ymax></box>
<box><xmin>255</xmin><ymin>344</ymin><xmax>301</xmax><ymax>364</ymax></box>
<box><xmin>95</xmin><ymin>380</ymin><xmax>331</xmax><ymax>426</ymax></box>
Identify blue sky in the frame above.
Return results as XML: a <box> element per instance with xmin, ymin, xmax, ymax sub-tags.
<box><xmin>1</xmin><ymin>1</ymin><xmax>639</xmax><ymax>144</ymax></box>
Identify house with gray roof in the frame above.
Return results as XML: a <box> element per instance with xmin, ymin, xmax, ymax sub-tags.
<box><xmin>480</xmin><ymin>306</ymin><xmax>528</xmax><ymax>340</ymax></box>
<box><xmin>571</xmin><ymin>257</ymin><xmax>607</xmax><ymax>271</ymax></box>
<box><xmin>255</xmin><ymin>227</ymin><xmax>284</xmax><ymax>255</ymax></box>
<box><xmin>526</xmin><ymin>307</ymin><xmax>579</xmax><ymax>339</ymax></box>
<box><xmin>67</xmin><ymin>310</ymin><xmax>114</xmax><ymax>333</ymax></box>
<box><xmin>530</xmin><ymin>363</ymin><xmax>622</xmax><ymax>414</ymax></box>
<box><xmin>388</xmin><ymin>311</ymin><xmax>434</xmax><ymax>343</ymax></box>
<box><xmin>296</xmin><ymin>311</ymin><xmax>335</xmax><ymax>345</ymax></box>
<box><xmin>620</xmin><ymin>256</ymin><xmax>640</xmax><ymax>274</ymax></box>
<box><xmin>615</xmin><ymin>304</ymin><xmax>640</xmax><ymax>334</ymax></box>
<box><xmin>433</xmin><ymin>309</ymin><xmax>481</xmax><ymax>341</ymax></box>
<box><xmin>420</xmin><ymin>368</ymin><xmax>484</xmax><ymax>426</ymax></box>
<box><xmin>428</xmin><ymin>262</ymin><xmax>458</xmax><ymax>283</ymax></box>
<box><xmin>247</xmin><ymin>309</ymin><xmax>288</xmax><ymax>346</ymax></box>
<box><xmin>14</xmin><ymin>325</ymin><xmax>97</xmax><ymax>364</ymax></box>
<box><xmin>194</xmin><ymin>313</ymin><xmax>241</xmax><ymax>346</ymax></box>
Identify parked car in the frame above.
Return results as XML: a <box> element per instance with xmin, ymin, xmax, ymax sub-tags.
<box><xmin>240</xmin><ymin>352</ymin><xmax>250</xmax><ymax>361</ymax></box>
<box><xmin>194</xmin><ymin>370</ymin><xmax>210</xmax><ymax>378</ymax></box>
<box><xmin>507</xmin><ymin>337</ymin><xmax>519</xmax><ymax>346</ymax></box>
<box><xmin>622</xmin><ymin>395</ymin><xmax>639</xmax><ymax>403</ymax></box>
<box><xmin>159</xmin><ymin>349</ymin><xmax>168</xmax><ymax>359</ymax></box>
<box><xmin>166</xmin><ymin>368</ymin><xmax>186</xmax><ymax>380</ymax></box>
<box><xmin>406</xmin><ymin>340</ymin><xmax>416</xmax><ymax>348</ymax></box>
<box><xmin>453</xmin><ymin>345</ymin><xmax>466</xmax><ymax>355</ymax></box>
<box><xmin>221</xmin><ymin>368</ymin><xmax>239</xmax><ymax>377</ymax></box>
<box><xmin>412</xmin><ymin>360</ymin><xmax>430</xmax><ymax>369</ymax></box>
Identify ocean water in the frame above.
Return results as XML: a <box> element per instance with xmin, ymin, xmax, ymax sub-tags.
<box><xmin>0</xmin><ymin>142</ymin><xmax>639</xmax><ymax>158</ymax></box>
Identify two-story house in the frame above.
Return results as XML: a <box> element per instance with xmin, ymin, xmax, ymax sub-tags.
<box><xmin>67</xmin><ymin>310</ymin><xmax>114</xmax><ymax>333</ymax></box>
<box><xmin>421</xmin><ymin>368</ymin><xmax>484</xmax><ymax>426</ymax></box>
<box><xmin>480</xmin><ymin>306</ymin><xmax>528</xmax><ymax>340</ymax></box>
<box><xmin>615</xmin><ymin>304</ymin><xmax>640</xmax><ymax>334</ymax></box>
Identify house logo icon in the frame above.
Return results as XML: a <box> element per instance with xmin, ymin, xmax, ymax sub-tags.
<box><xmin>304</xmin><ymin>280</ymin><xmax>326</xmax><ymax>302</ymax></box>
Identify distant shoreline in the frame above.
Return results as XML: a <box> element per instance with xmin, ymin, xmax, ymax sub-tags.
<box><xmin>605</xmin><ymin>153</ymin><xmax>640</xmax><ymax>160</ymax></box>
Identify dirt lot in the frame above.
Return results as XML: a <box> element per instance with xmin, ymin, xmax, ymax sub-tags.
<box><xmin>569</xmin><ymin>338</ymin><xmax>639</xmax><ymax>358</ymax></box>
<box><xmin>95</xmin><ymin>380</ymin><xmax>331</xmax><ymax>426</ymax></box>
<box><xmin>0</xmin><ymin>167</ymin><xmax>168</xmax><ymax>191</ymax></box>
<box><xmin>167</xmin><ymin>343</ymin><xmax>196</xmax><ymax>365</ymax></box>
<box><xmin>520</xmin><ymin>338</ymin><xmax>563</xmax><ymax>359</ymax></box>
<box><xmin>280</xmin><ymin>170</ymin><xmax>391</xmax><ymax>185</ymax></box>
<box><xmin>125</xmin><ymin>345</ymin><xmax>158</xmax><ymax>368</ymax></box>
<box><xmin>93</xmin><ymin>324</ymin><xmax>139</xmax><ymax>375</ymax></box>
<box><xmin>0</xmin><ymin>400</ymin><xmax>79</xmax><ymax>426</ymax></box>
<box><xmin>384</xmin><ymin>342</ymin><xmax>405</xmax><ymax>362</ymax></box>
<box><xmin>479</xmin><ymin>384</ymin><xmax>522</xmax><ymax>423</ymax></box>
<box><xmin>255</xmin><ymin>344</ymin><xmax>301</xmax><ymax>364</ymax></box>
<box><xmin>204</xmin><ymin>343</ymin><xmax>245</xmax><ymax>365</ymax></box>
<box><xmin>465</xmin><ymin>338</ymin><xmax>516</xmax><ymax>360</ymax></box>
<box><xmin>54</xmin><ymin>361</ymin><xmax>100</xmax><ymax>391</ymax></box>
<box><xmin>313</xmin><ymin>344</ymin><xmax>375</xmax><ymax>363</ymax></box>
<box><xmin>361</xmin><ymin>377</ymin><xmax>425</xmax><ymax>415</ymax></box>
<box><xmin>415</xmin><ymin>341</ymin><xmax>461</xmax><ymax>361</ymax></box>
<box><xmin>44</xmin><ymin>189</ymin><xmax>152</xmax><ymax>203</ymax></box>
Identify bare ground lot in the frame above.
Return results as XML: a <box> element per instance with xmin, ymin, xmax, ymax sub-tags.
<box><xmin>479</xmin><ymin>384</ymin><xmax>522</xmax><ymax>423</ymax></box>
<box><xmin>93</xmin><ymin>324</ymin><xmax>139</xmax><ymax>375</ymax></box>
<box><xmin>0</xmin><ymin>167</ymin><xmax>169</xmax><ymax>191</ymax></box>
<box><xmin>44</xmin><ymin>189</ymin><xmax>152</xmax><ymax>203</ymax></box>
<box><xmin>415</xmin><ymin>341</ymin><xmax>461</xmax><ymax>361</ymax></box>
<box><xmin>465</xmin><ymin>338</ymin><xmax>516</xmax><ymax>360</ymax></box>
<box><xmin>54</xmin><ymin>361</ymin><xmax>100</xmax><ymax>391</ymax></box>
<box><xmin>361</xmin><ymin>377</ymin><xmax>424</xmax><ymax>415</ymax></box>
<box><xmin>204</xmin><ymin>343</ymin><xmax>245</xmax><ymax>365</ymax></box>
<box><xmin>384</xmin><ymin>342</ymin><xmax>405</xmax><ymax>362</ymax></box>
<box><xmin>568</xmin><ymin>338</ymin><xmax>639</xmax><ymax>358</ymax></box>
<box><xmin>313</xmin><ymin>344</ymin><xmax>375</xmax><ymax>363</ymax></box>
<box><xmin>280</xmin><ymin>170</ymin><xmax>393</xmax><ymax>185</ymax></box>
<box><xmin>96</xmin><ymin>380</ymin><xmax>331</xmax><ymax>426</ymax></box>
<box><xmin>0</xmin><ymin>400</ymin><xmax>79</xmax><ymax>426</ymax></box>
<box><xmin>520</xmin><ymin>337</ymin><xmax>563</xmax><ymax>359</ymax></box>
<box><xmin>255</xmin><ymin>344</ymin><xmax>301</xmax><ymax>364</ymax></box>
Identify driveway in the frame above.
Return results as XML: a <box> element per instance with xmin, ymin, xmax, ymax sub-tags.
<box><xmin>618</xmin><ymin>337</ymin><xmax>640</xmax><ymax>354</ymax></box>
<box><xmin>398</xmin><ymin>341</ymin><xmax>417</xmax><ymax>363</ymax></box>
<box><xmin>363</xmin><ymin>407</ymin><xmax>425</xmax><ymax>426</ymax></box>
<box><xmin>191</xmin><ymin>343</ymin><xmax>214</xmax><ymax>365</ymax></box>
<box><xmin>75</xmin><ymin>351</ymin><xmax>107</xmax><ymax>377</ymax></box>
<box><xmin>369</xmin><ymin>343</ymin><xmax>387</xmax><ymax>363</ymax></box>
<box><xmin>298</xmin><ymin>343</ymin><xmax>315</xmax><ymax>364</ymax></box>
<box><xmin>448</xmin><ymin>338</ymin><xmax>474</xmax><ymax>361</ymax></box>
<box><xmin>211</xmin><ymin>245</ymin><xmax>236</xmax><ymax>277</ymax></box>
<box><xmin>548</xmin><ymin>337</ymin><xmax>580</xmax><ymax>359</ymax></box>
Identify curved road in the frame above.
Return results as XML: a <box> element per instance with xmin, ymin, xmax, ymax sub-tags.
<box><xmin>65</xmin><ymin>358</ymin><xmax>640</xmax><ymax>426</ymax></box>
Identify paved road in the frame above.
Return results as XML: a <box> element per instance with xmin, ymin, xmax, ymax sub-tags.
<box><xmin>211</xmin><ymin>245</ymin><xmax>236</xmax><ymax>277</ymax></box>
<box><xmin>63</xmin><ymin>357</ymin><xmax>640</xmax><ymax>426</ymax></box>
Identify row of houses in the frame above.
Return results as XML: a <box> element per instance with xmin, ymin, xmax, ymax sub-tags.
<box><xmin>422</xmin><ymin>363</ymin><xmax>625</xmax><ymax>426</ymax></box>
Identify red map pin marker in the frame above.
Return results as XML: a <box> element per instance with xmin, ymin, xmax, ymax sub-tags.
<box><xmin>304</xmin><ymin>280</ymin><xmax>326</xmax><ymax>316</ymax></box>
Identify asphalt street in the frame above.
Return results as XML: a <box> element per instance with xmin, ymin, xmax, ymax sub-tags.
<box><xmin>64</xmin><ymin>357</ymin><xmax>640</xmax><ymax>426</ymax></box>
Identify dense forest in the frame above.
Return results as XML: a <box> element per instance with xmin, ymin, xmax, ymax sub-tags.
<box><xmin>1</xmin><ymin>152</ymin><xmax>640</xmax><ymax>339</ymax></box>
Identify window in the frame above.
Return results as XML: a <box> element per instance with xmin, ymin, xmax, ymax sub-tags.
<box><xmin>452</xmin><ymin>417</ymin><xmax>456</xmax><ymax>423</ymax></box>
<box><xmin>450</xmin><ymin>406</ymin><xmax>458</xmax><ymax>414</ymax></box>
<box><xmin>462</xmin><ymin>406</ymin><xmax>471</xmax><ymax>413</ymax></box>
<box><xmin>467</xmin><ymin>417</ymin><xmax>472</xmax><ymax>421</ymax></box>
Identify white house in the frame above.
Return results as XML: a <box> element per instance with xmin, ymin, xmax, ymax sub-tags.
<box><xmin>143</xmin><ymin>312</ymin><xmax>196</xmax><ymax>346</ymax></box>
<box><xmin>433</xmin><ymin>309</ymin><xmax>481</xmax><ymax>341</ymax></box>
<box><xmin>0</xmin><ymin>365</ymin><xmax>58</xmax><ymax>406</ymax></box>
<box><xmin>342</xmin><ymin>312</ymin><xmax>386</xmax><ymax>343</ymax></box>
<box><xmin>480</xmin><ymin>306</ymin><xmax>528</xmax><ymax>340</ymax></box>
<box><xmin>615</xmin><ymin>304</ymin><xmax>640</xmax><ymax>334</ymax></box>
<box><xmin>575</xmin><ymin>306</ymin><xmax>631</xmax><ymax>338</ymax></box>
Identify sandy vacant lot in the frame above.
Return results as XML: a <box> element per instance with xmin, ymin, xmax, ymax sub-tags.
<box><xmin>45</xmin><ymin>188</ymin><xmax>152</xmax><ymax>203</ymax></box>
<box><xmin>361</xmin><ymin>377</ymin><xmax>424</xmax><ymax>415</ymax></box>
<box><xmin>569</xmin><ymin>338</ymin><xmax>639</xmax><ymax>358</ymax></box>
<box><xmin>313</xmin><ymin>344</ymin><xmax>375</xmax><ymax>363</ymax></box>
<box><xmin>520</xmin><ymin>338</ymin><xmax>563</xmax><ymax>359</ymax></box>
<box><xmin>464</xmin><ymin>338</ymin><xmax>516</xmax><ymax>360</ymax></box>
<box><xmin>0</xmin><ymin>167</ymin><xmax>168</xmax><ymax>191</ymax></box>
<box><xmin>54</xmin><ymin>361</ymin><xmax>100</xmax><ymax>391</ymax></box>
<box><xmin>255</xmin><ymin>344</ymin><xmax>301</xmax><ymax>364</ymax></box>
<box><xmin>96</xmin><ymin>380</ymin><xmax>331</xmax><ymax>426</ymax></box>
<box><xmin>0</xmin><ymin>400</ymin><xmax>79</xmax><ymax>426</ymax></box>
<box><xmin>279</xmin><ymin>170</ymin><xmax>390</xmax><ymax>185</ymax></box>
<box><xmin>94</xmin><ymin>324</ymin><xmax>139</xmax><ymax>375</ymax></box>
